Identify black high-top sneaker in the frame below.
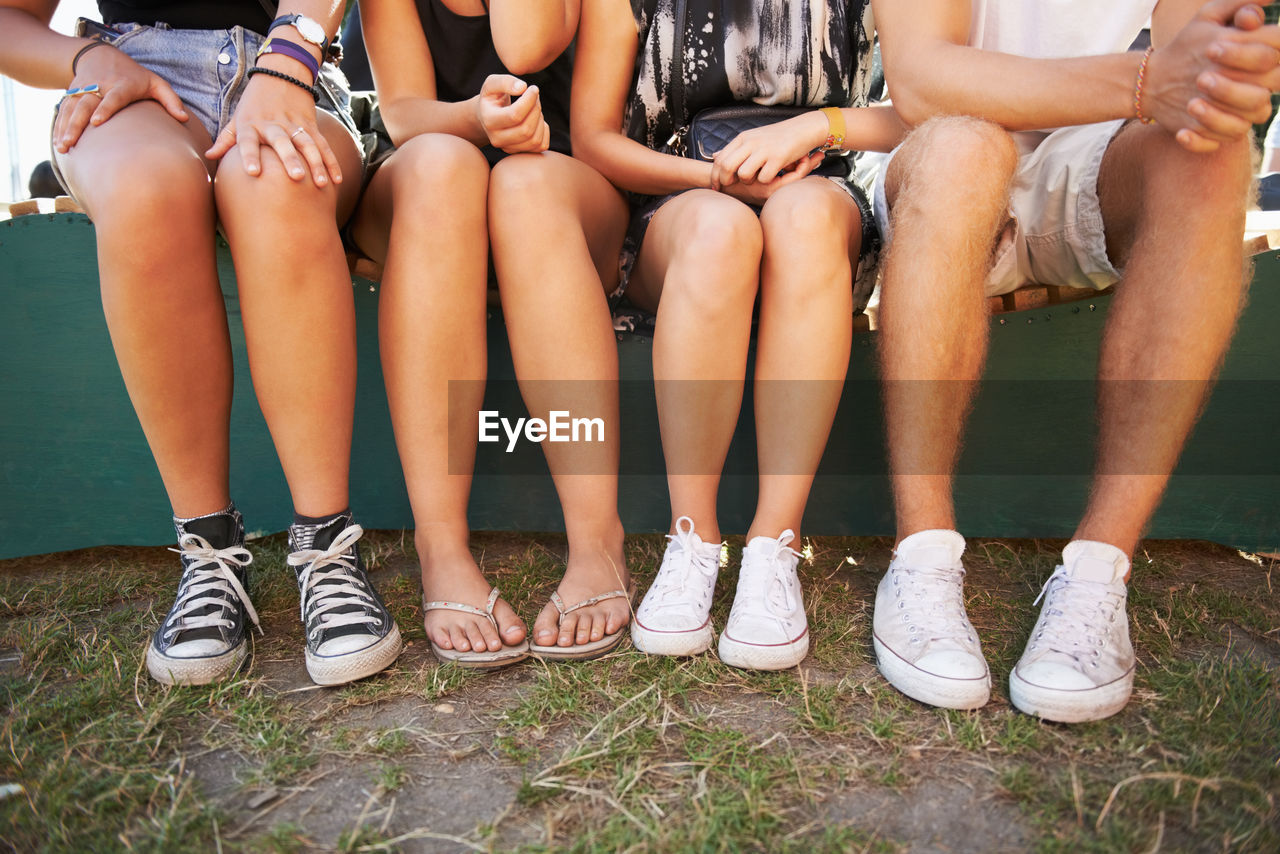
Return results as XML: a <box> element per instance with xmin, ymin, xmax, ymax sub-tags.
<box><xmin>286</xmin><ymin>513</ymin><xmax>402</xmax><ymax>685</ymax></box>
<box><xmin>146</xmin><ymin>505</ymin><xmax>259</xmax><ymax>685</ymax></box>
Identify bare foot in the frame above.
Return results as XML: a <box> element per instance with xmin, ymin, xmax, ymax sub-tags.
<box><xmin>532</xmin><ymin>541</ymin><xmax>630</xmax><ymax>649</ymax></box>
<box><xmin>421</xmin><ymin>547</ymin><xmax>526</xmax><ymax>653</ymax></box>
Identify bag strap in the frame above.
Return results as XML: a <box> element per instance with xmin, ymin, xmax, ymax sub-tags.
<box><xmin>670</xmin><ymin>0</ymin><xmax>688</xmax><ymax>126</ymax></box>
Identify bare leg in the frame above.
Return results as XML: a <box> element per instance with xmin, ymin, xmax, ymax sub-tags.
<box><xmin>54</xmin><ymin>101</ymin><xmax>229</xmax><ymax>518</ymax></box>
<box><xmin>489</xmin><ymin>151</ymin><xmax>632</xmax><ymax>649</ymax></box>
<box><xmin>345</xmin><ymin>133</ymin><xmax>524</xmax><ymax>654</ymax></box>
<box><xmin>877</xmin><ymin>117</ymin><xmax>1019</xmax><ymax>543</ymax></box>
<box><xmin>213</xmin><ymin>113</ymin><xmax>363</xmax><ymax>518</ymax></box>
<box><xmin>629</xmin><ymin>191</ymin><xmax>764</xmax><ymax>544</ymax></box>
<box><xmin>1076</xmin><ymin>127</ymin><xmax>1253</xmax><ymax>557</ymax></box>
<box><xmin>750</xmin><ymin>178</ymin><xmax>862</xmax><ymax>541</ymax></box>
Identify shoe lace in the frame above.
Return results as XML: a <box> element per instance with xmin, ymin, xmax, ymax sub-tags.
<box><xmin>163</xmin><ymin>534</ymin><xmax>259</xmax><ymax>641</ymax></box>
<box><xmin>737</xmin><ymin>531</ymin><xmax>800</xmax><ymax>619</ymax></box>
<box><xmin>650</xmin><ymin>517</ymin><xmax>719</xmax><ymax>609</ymax></box>
<box><xmin>891</xmin><ymin>563</ymin><xmax>973</xmax><ymax>647</ymax></box>
<box><xmin>287</xmin><ymin>524</ymin><xmax>382</xmax><ymax>641</ymax></box>
<box><xmin>1029</xmin><ymin>568</ymin><xmax>1123</xmax><ymax>665</ymax></box>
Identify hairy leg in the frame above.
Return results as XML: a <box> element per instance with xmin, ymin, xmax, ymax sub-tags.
<box><xmin>213</xmin><ymin>112</ymin><xmax>364</xmax><ymax>517</ymax></box>
<box><xmin>877</xmin><ymin>117</ymin><xmax>1019</xmax><ymax>543</ymax></box>
<box><xmin>345</xmin><ymin>134</ymin><xmax>523</xmax><ymax>653</ymax></box>
<box><xmin>489</xmin><ymin>151</ymin><xmax>632</xmax><ymax>649</ymax></box>
<box><xmin>54</xmin><ymin>101</ymin><xmax>230</xmax><ymax>517</ymax></box>
<box><xmin>750</xmin><ymin>178</ymin><xmax>862</xmax><ymax>541</ymax></box>
<box><xmin>629</xmin><ymin>190</ymin><xmax>764</xmax><ymax>544</ymax></box>
<box><xmin>1077</xmin><ymin>126</ymin><xmax>1252</xmax><ymax>556</ymax></box>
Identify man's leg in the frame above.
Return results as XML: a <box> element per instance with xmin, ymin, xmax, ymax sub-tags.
<box><xmin>872</xmin><ymin>116</ymin><xmax>1019</xmax><ymax>709</ymax></box>
<box><xmin>1010</xmin><ymin>124</ymin><xmax>1253</xmax><ymax>723</ymax></box>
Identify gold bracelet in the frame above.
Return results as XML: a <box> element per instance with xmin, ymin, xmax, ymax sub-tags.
<box><xmin>820</xmin><ymin>106</ymin><xmax>846</xmax><ymax>151</ymax></box>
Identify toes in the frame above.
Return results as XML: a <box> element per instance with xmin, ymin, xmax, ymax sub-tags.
<box><xmin>588</xmin><ymin>611</ymin><xmax>605</xmax><ymax>643</ymax></box>
<box><xmin>448</xmin><ymin>625</ymin><xmax>471</xmax><ymax>653</ymax></box>
<box><xmin>464</xmin><ymin>621</ymin><xmax>489</xmax><ymax>654</ymax></box>
<box><xmin>493</xmin><ymin>598</ymin><xmax>527</xmax><ymax>645</ymax></box>
<box><xmin>558</xmin><ymin>612</ymin><xmax>579</xmax><ymax>647</ymax></box>
<box><xmin>428</xmin><ymin>621</ymin><xmax>454</xmax><ymax>650</ymax></box>
<box><xmin>533</xmin><ymin>601</ymin><xmax>560</xmax><ymax>647</ymax></box>
<box><xmin>475</xmin><ymin>617</ymin><xmax>503</xmax><ymax>652</ymax></box>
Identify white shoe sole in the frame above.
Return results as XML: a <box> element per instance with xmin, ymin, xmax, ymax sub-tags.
<box><xmin>1009</xmin><ymin>666</ymin><xmax>1134</xmax><ymax>723</ymax></box>
<box><xmin>147</xmin><ymin>639</ymin><xmax>247</xmax><ymax>686</ymax></box>
<box><xmin>306</xmin><ymin>624</ymin><xmax>403</xmax><ymax>686</ymax></box>
<box><xmin>718</xmin><ymin>630</ymin><xmax>809</xmax><ymax>671</ymax></box>
<box><xmin>631</xmin><ymin>619</ymin><xmax>714</xmax><ymax>657</ymax></box>
<box><xmin>873</xmin><ymin>634</ymin><xmax>990</xmax><ymax>710</ymax></box>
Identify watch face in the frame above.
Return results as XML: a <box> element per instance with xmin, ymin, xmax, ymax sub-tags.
<box><xmin>293</xmin><ymin>16</ymin><xmax>326</xmax><ymax>46</ymax></box>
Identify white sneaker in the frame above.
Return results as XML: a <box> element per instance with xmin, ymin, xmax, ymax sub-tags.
<box><xmin>1010</xmin><ymin>540</ymin><xmax>1134</xmax><ymax>723</ymax></box>
<box><xmin>872</xmin><ymin>530</ymin><xmax>990</xmax><ymax>709</ymax></box>
<box><xmin>718</xmin><ymin>530</ymin><xmax>809</xmax><ymax>670</ymax></box>
<box><xmin>632</xmin><ymin>516</ymin><xmax>722</xmax><ymax>656</ymax></box>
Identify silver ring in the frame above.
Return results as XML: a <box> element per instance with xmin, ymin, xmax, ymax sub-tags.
<box><xmin>290</xmin><ymin>127</ymin><xmax>306</xmax><ymax>140</ymax></box>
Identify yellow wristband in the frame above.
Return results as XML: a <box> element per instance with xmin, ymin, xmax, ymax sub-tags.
<box><xmin>820</xmin><ymin>106</ymin><xmax>846</xmax><ymax>151</ymax></box>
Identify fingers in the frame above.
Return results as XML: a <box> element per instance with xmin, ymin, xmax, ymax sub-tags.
<box><xmin>145</xmin><ymin>75</ymin><xmax>189</xmax><ymax>124</ymax></box>
<box><xmin>86</xmin><ymin>84</ymin><xmax>137</xmax><ymax>129</ymax></box>
<box><xmin>1187</xmin><ymin>95</ymin><xmax>1263</xmax><ymax>139</ymax></box>
<box><xmin>206</xmin><ymin>123</ymin><xmax>237</xmax><ymax>160</ymax></box>
<box><xmin>1196</xmin><ymin>71</ymin><xmax>1275</xmax><ymax>124</ymax></box>
<box><xmin>481</xmin><ymin>72</ymin><xmax>528</xmax><ymax>100</ymax></box>
<box><xmin>263</xmin><ymin>125</ymin><xmax>313</xmax><ymax>182</ymax></box>
<box><xmin>52</xmin><ymin>91</ymin><xmax>99</xmax><ymax>152</ymax></box>
<box><xmin>1232</xmin><ymin>4</ymin><xmax>1266</xmax><ymax>30</ymax></box>
<box><xmin>1175</xmin><ymin>126</ymin><xmax>1223</xmax><ymax>153</ymax></box>
<box><xmin>1208</xmin><ymin>39</ymin><xmax>1280</xmax><ymax>76</ymax></box>
<box><xmin>1199</xmin><ymin>0</ymin><xmax>1267</xmax><ymax>26</ymax></box>
<box><xmin>489</xmin><ymin>86</ymin><xmax>549</xmax><ymax>152</ymax></box>
<box><xmin>235</xmin><ymin>123</ymin><xmax>264</xmax><ymax>176</ymax></box>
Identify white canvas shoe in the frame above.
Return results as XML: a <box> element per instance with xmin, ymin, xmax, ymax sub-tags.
<box><xmin>632</xmin><ymin>517</ymin><xmax>722</xmax><ymax>656</ymax></box>
<box><xmin>872</xmin><ymin>529</ymin><xmax>990</xmax><ymax>709</ymax></box>
<box><xmin>718</xmin><ymin>530</ymin><xmax>809</xmax><ymax>671</ymax></box>
<box><xmin>1010</xmin><ymin>540</ymin><xmax>1134</xmax><ymax>723</ymax></box>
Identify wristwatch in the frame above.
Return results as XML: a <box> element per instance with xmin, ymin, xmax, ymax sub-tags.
<box><xmin>268</xmin><ymin>14</ymin><xmax>329</xmax><ymax>52</ymax></box>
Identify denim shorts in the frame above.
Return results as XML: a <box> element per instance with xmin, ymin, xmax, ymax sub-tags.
<box><xmin>52</xmin><ymin>21</ymin><xmax>362</xmax><ymax>175</ymax></box>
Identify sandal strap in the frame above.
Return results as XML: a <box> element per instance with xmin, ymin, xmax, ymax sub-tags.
<box><xmin>423</xmin><ymin>587</ymin><xmax>504</xmax><ymax>628</ymax></box>
<box><xmin>551</xmin><ymin>587</ymin><xmax>630</xmax><ymax>619</ymax></box>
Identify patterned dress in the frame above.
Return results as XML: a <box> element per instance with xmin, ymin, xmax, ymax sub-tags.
<box><xmin>614</xmin><ymin>0</ymin><xmax>880</xmax><ymax>313</ymax></box>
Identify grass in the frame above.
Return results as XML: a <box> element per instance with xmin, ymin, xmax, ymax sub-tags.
<box><xmin>0</xmin><ymin>532</ymin><xmax>1276</xmax><ymax>852</ymax></box>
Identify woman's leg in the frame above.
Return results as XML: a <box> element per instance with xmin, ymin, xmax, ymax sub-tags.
<box><xmin>489</xmin><ymin>151</ymin><xmax>631</xmax><ymax>650</ymax></box>
<box><xmin>54</xmin><ymin>101</ymin><xmax>229</xmax><ymax>518</ymax></box>
<box><xmin>628</xmin><ymin>191</ymin><xmax>764</xmax><ymax>543</ymax></box>
<box><xmin>345</xmin><ymin>134</ymin><xmax>525</xmax><ymax>655</ymax></box>
<box><xmin>212</xmin><ymin>112</ymin><xmax>363</xmax><ymax>517</ymax></box>
<box><xmin>750</xmin><ymin>178</ymin><xmax>862</xmax><ymax>541</ymax></box>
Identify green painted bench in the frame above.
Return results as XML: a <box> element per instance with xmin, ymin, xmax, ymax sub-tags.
<box><xmin>2</xmin><ymin>205</ymin><xmax>1277</xmax><ymax>559</ymax></box>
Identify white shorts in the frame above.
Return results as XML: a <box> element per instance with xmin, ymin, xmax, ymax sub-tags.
<box><xmin>870</xmin><ymin>120</ymin><xmax>1126</xmax><ymax>297</ymax></box>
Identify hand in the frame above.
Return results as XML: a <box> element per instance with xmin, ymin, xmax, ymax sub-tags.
<box><xmin>1147</xmin><ymin>0</ymin><xmax>1280</xmax><ymax>152</ymax></box>
<box><xmin>475</xmin><ymin>74</ymin><xmax>550</xmax><ymax>154</ymax></box>
<box><xmin>53</xmin><ymin>43</ymin><xmax>189</xmax><ymax>153</ymax></box>
<box><xmin>716</xmin><ymin>152</ymin><xmax>824</xmax><ymax>205</ymax></box>
<box><xmin>205</xmin><ymin>62</ymin><xmax>341</xmax><ymax>187</ymax></box>
<box><xmin>710</xmin><ymin>111</ymin><xmax>830</xmax><ymax>189</ymax></box>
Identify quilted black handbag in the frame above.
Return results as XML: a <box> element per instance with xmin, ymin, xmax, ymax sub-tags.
<box><xmin>666</xmin><ymin>0</ymin><xmax>851</xmax><ymax>178</ymax></box>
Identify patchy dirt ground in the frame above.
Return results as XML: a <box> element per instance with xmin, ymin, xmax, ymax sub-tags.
<box><xmin>1</xmin><ymin>533</ymin><xmax>1277</xmax><ymax>852</ymax></box>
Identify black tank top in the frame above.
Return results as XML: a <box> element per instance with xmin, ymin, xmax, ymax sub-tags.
<box><xmin>98</xmin><ymin>0</ymin><xmax>273</xmax><ymax>34</ymax></box>
<box><xmin>414</xmin><ymin>0</ymin><xmax>573</xmax><ymax>164</ymax></box>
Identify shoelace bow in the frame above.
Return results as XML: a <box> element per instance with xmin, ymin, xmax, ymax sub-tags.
<box><xmin>893</xmin><ymin>564</ymin><xmax>973</xmax><ymax>643</ymax></box>
<box><xmin>164</xmin><ymin>534</ymin><xmax>259</xmax><ymax>640</ymax></box>
<box><xmin>287</xmin><ymin>524</ymin><xmax>381</xmax><ymax>641</ymax></box>
<box><xmin>1030</xmin><ymin>568</ymin><xmax>1122</xmax><ymax>661</ymax></box>
<box><xmin>737</xmin><ymin>532</ymin><xmax>800</xmax><ymax>618</ymax></box>
<box><xmin>652</xmin><ymin>522</ymin><xmax>719</xmax><ymax>606</ymax></box>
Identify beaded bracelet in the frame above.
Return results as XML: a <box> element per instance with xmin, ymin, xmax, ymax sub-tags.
<box><xmin>71</xmin><ymin>40</ymin><xmax>110</xmax><ymax>76</ymax></box>
<box><xmin>257</xmin><ymin>38</ymin><xmax>320</xmax><ymax>83</ymax></box>
<box><xmin>246</xmin><ymin>65</ymin><xmax>319</xmax><ymax>102</ymax></box>
<box><xmin>1133</xmin><ymin>46</ymin><xmax>1157</xmax><ymax>126</ymax></box>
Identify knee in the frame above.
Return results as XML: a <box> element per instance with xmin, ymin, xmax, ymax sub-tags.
<box><xmin>388</xmin><ymin>133</ymin><xmax>490</xmax><ymax>202</ymax></box>
<box><xmin>893</xmin><ymin>116</ymin><xmax>1018</xmax><ymax>210</ymax></box>
<box><xmin>760</xmin><ymin>181</ymin><xmax>859</xmax><ymax>259</ymax></box>
<box><xmin>489</xmin><ymin>152</ymin><xmax>558</xmax><ymax>208</ymax></box>
<box><xmin>1148</xmin><ymin>132</ymin><xmax>1253</xmax><ymax>211</ymax></box>
<box><xmin>85</xmin><ymin>144</ymin><xmax>211</xmax><ymax>228</ymax></box>
<box><xmin>664</xmin><ymin>198</ymin><xmax>762</xmax><ymax>311</ymax></box>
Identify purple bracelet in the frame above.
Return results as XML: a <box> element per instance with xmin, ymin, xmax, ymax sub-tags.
<box><xmin>257</xmin><ymin>38</ymin><xmax>320</xmax><ymax>83</ymax></box>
